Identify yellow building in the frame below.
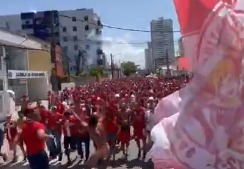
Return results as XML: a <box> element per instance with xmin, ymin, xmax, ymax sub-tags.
<box><xmin>25</xmin><ymin>42</ymin><xmax>53</xmax><ymax>101</ymax></box>
<box><xmin>28</xmin><ymin>49</ymin><xmax>53</xmax><ymax>76</ymax></box>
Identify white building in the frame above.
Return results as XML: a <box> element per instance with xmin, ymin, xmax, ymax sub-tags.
<box><xmin>145</xmin><ymin>42</ymin><xmax>153</xmax><ymax>72</ymax></box>
<box><xmin>0</xmin><ymin>8</ymin><xmax>103</xmax><ymax>75</ymax></box>
<box><xmin>59</xmin><ymin>9</ymin><xmax>103</xmax><ymax>74</ymax></box>
<box><xmin>0</xmin><ymin>15</ymin><xmax>22</xmax><ymax>33</ymax></box>
<box><xmin>0</xmin><ymin>28</ymin><xmax>51</xmax><ymax>120</ymax></box>
<box><xmin>178</xmin><ymin>37</ymin><xmax>184</xmax><ymax>56</ymax></box>
<box><xmin>150</xmin><ymin>17</ymin><xmax>175</xmax><ymax>68</ymax></box>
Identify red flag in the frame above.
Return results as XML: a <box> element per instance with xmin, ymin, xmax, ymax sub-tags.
<box><xmin>173</xmin><ymin>0</ymin><xmax>219</xmax><ymax>35</ymax></box>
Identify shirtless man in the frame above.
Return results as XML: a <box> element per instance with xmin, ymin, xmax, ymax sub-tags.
<box><xmin>80</xmin><ymin>114</ymin><xmax>109</xmax><ymax>168</ymax></box>
<box><xmin>117</xmin><ymin>104</ymin><xmax>131</xmax><ymax>158</ymax></box>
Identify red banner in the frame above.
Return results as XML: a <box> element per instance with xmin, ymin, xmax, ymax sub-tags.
<box><xmin>173</xmin><ymin>0</ymin><xmax>233</xmax><ymax>35</ymax></box>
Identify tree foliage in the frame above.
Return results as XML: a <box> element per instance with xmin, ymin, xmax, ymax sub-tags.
<box><xmin>121</xmin><ymin>61</ymin><xmax>137</xmax><ymax>76</ymax></box>
<box><xmin>89</xmin><ymin>66</ymin><xmax>104</xmax><ymax>82</ymax></box>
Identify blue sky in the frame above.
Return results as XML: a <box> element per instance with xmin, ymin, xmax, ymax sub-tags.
<box><xmin>0</xmin><ymin>0</ymin><xmax>180</xmax><ymax>67</ymax></box>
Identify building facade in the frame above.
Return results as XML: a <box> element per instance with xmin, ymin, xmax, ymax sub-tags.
<box><xmin>178</xmin><ymin>37</ymin><xmax>184</xmax><ymax>56</ymax></box>
<box><xmin>0</xmin><ymin>28</ymin><xmax>54</xmax><ymax>118</ymax></box>
<box><xmin>145</xmin><ymin>42</ymin><xmax>153</xmax><ymax>73</ymax></box>
<box><xmin>150</xmin><ymin>17</ymin><xmax>175</xmax><ymax>68</ymax></box>
<box><xmin>0</xmin><ymin>8</ymin><xmax>103</xmax><ymax>75</ymax></box>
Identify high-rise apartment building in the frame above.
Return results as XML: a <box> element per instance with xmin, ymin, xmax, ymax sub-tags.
<box><xmin>150</xmin><ymin>17</ymin><xmax>175</xmax><ymax>69</ymax></box>
<box><xmin>0</xmin><ymin>9</ymin><xmax>103</xmax><ymax>75</ymax></box>
<box><xmin>145</xmin><ymin>42</ymin><xmax>153</xmax><ymax>72</ymax></box>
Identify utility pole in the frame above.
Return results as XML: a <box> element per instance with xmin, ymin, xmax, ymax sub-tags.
<box><xmin>110</xmin><ymin>54</ymin><xmax>114</xmax><ymax>79</ymax></box>
<box><xmin>50</xmin><ymin>11</ymin><xmax>58</xmax><ymax>92</ymax></box>
<box><xmin>66</xmin><ymin>55</ymin><xmax>71</xmax><ymax>82</ymax></box>
<box><xmin>166</xmin><ymin>49</ymin><xmax>171</xmax><ymax>77</ymax></box>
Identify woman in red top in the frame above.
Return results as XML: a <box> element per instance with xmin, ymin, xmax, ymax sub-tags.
<box><xmin>12</xmin><ymin>108</ymin><xmax>53</xmax><ymax>169</ymax></box>
<box><xmin>103</xmin><ymin>110</ymin><xmax>118</xmax><ymax>162</ymax></box>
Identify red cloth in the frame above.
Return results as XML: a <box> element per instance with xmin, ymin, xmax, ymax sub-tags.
<box><xmin>62</xmin><ymin>116</ymin><xmax>77</xmax><ymax>137</ymax></box>
<box><xmin>21</xmin><ymin>121</ymin><xmax>46</xmax><ymax>155</ymax></box>
<box><xmin>103</xmin><ymin>118</ymin><xmax>118</xmax><ymax>134</ymax></box>
<box><xmin>177</xmin><ymin>57</ymin><xmax>190</xmax><ymax>71</ymax></box>
<box><xmin>56</xmin><ymin>103</ymin><xmax>65</xmax><ymax>114</ymax></box>
<box><xmin>75</xmin><ymin>116</ymin><xmax>90</xmax><ymax>138</ymax></box>
<box><xmin>39</xmin><ymin>109</ymin><xmax>50</xmax><ymax>125</ymax></box>
<box><xmin>133</xmin><ymin>130</ymin><xmax>146</xmax><ymax>140</ymax></box>
<box><xmin>132</xmin><ymin>106</ymin><xmax>146</xmax><ymax>139</ymax></box>
<box><xmin>46</xmin><ymin>112</ymin><xmax>63</xmax><ymax>133</ymax></box>
<box><xmin>118</xmin><ymin>131</ymin><xmax>130</xmax><ymax>143</ymax></box>
<box><xmin>173</xmin><ymin>0</ymin><xmax>218</xmax><ymax>35</ymax></box>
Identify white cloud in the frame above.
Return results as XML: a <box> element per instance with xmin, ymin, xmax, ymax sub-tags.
<box><xmin>102</xmin><ymin>33</ymin><xmax>146</xmax><ymax>68</ymax></box>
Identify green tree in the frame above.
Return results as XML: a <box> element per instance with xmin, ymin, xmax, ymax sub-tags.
<box><xmin>89</xmin><ymin>66</ymin><xmax>104</xmax><ymax>82</ymax></box>
<box><xmin>121</xmin><ymin>61</ymin><xmax>137</xmax><ymax>76</ymax></box>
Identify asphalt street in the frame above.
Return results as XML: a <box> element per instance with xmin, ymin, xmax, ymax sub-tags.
<box><xmin>0</xmin><ymin>139</ymin><xmax>153</xmax><ymax>169</ymax></box>
<box><xmin>0</xmin><ymin>101</ymin><xmax>154</xmax><ymax>169</ymax></box>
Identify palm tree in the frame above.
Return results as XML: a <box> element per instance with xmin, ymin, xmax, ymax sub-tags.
<box><xmin>89</xmin><ymin>66</ymin><xmax>104</xmax><ymax>82</ymax></box>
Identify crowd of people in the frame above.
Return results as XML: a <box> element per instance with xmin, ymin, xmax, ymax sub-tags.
<box><xmin>0</xmin><ymin>76</ymin><xmax>189</xmax><ymax>169</ymax></box>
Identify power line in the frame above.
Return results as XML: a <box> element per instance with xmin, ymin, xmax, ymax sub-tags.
<box><xmin>59</xmin><ymin>14</ymin><xmax>181</xmax><ymax>33</ymax></box>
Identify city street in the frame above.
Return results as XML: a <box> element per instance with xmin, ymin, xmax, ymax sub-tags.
<box><xmin>0</xmin><ymin>140</ymin><xmax>153</xmax><ymax>169</ymax></box>
<box><xmin>0</xmin><ymin>101</ymin><xmax>153</xmax><ymax>169</ymax></box>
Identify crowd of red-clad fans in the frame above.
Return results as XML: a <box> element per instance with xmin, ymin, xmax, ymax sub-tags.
<box><xmin>0</xmin><ymin>76</ymin><xmax>189</xmax><ymax>169</ymax></box>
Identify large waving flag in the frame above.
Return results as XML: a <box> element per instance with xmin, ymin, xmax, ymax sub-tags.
<box><xmin>174</xmin><ymin>0</ymin><xmax>236</xmax><ymax>72</ymax></box>
<box><xmin>173</xmin><ymin>0</ymin><xmax>219</xmax><ymax>35</ymax></box>
<box><xmin>148</xmin><ymin>0</ymin><xmax>244</xmax><ymax>168</ymax></box>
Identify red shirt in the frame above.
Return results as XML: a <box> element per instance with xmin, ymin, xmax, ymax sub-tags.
<box><xmin>62</xmin><ymin>116</ymin><xmax>77</xmax><ymax>137</ymax></box>
<box><xmin>75</xmin><ymin>116</ymin><xmax>90</xmax><ymax>138</ymax></box>
<box><xmin>133</xmin><ymin>111</ymin><xmax>145</xmax><ymax>131</ymax></box>
<box><xmin>21</xmin><ymin>121</ymin><xmax>45</xmax><ymax>155</ymax></box>
<box><xmin>39</xmin><ymin>109</ymin><xmax>50</xmax><ymax>125</ymax></box>
<box><xmin>56</xmin><ymin>103</ymin><xmax>65</xmax><ymax>114</ymax></box>
<box><xmin>47</xmin><ymin>112</ymin><xmax>63</xmax><ymax>133</ymax></box>
<box><xmin>103</xmin><ymin>117</ymin><xmax>118</xmax><ymax>134</ymax></box>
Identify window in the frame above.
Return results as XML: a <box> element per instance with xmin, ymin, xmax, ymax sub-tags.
<box><xmin>62</xmin><ymin>46</ymin><xmax>68</xmax><ymax>53</ymax></box>
<box><xmin>72</xmin><ymin>17</ymin><xmax>76</xmax><ymax>22</ymax></box>
<box><xmin>97</xmin><ymin>20</ymin><xmax>102</xmax><ymax>26</ymax></box>
<box><xmin>85</xmin><ymin>44</ymin><xmax>90</xmax><ymax>50</ymax></box>
<box><xmin>72</xmin><ymin>26</ymin><xmax>77</xmax><ymax>32</ymax></box>
<box><xmin>25</xmin><ymin>21</ymin><xmax>30</xmax><ymax>25</ymax></box>
<box><xmin>85</xmin><ymin>25</ymin><xmax>89</xmax><ymax>31</ymax></box>
<box><xmin>74</xmin><ymin>45</ymin><xmax>78</xmax><ymax>50</ymax></box>
<box><xmin>62</xmin><ymin>27</ymin><xmax>67</xmax><ymax>32</ymax></box>
<box><xmin>0</xmin><ymin>79</ymin><xmax>3</xmax><ymax>90</ymax></box>
<box><xmin>96</xmin><ymin>29</ymin><xmax>101</xmax><ymax>35</ymax></box>
<box><xmin>5</xmin><ymin>22</ymin><xmax>9</xmax><ymax>29</ymax></box>
<box><xmin>84</xmin><ymin>16</ymin><xmax>88</xmax><ymax>21</ymax></box>
<box><xmin>73</xmin><ymin>36</ymin><xmax>78</xmax><ymax>41</ymax></box>
<box><xmin>63</xmin><ymin>36</ymin><xmax>68</xmax><ymax>42</ymax></box>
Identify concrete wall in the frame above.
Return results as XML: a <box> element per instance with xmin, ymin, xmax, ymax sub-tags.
<box><xmin>9</xmin><ymin>80</ymin><xmax>27</xmax><ymax>102</ymax></box>
<box><xmin>27</xmin><ymin>78</ymin><xmax>50</xmax><ymax>101</ymax></box>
